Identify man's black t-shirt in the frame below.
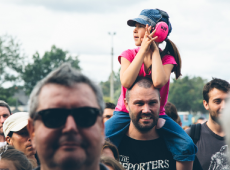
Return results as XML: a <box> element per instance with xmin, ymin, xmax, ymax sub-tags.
<box><xmin>118</xmin><ymin>135</ymin><xmax>176</xmax><ymax>170</ymax></box>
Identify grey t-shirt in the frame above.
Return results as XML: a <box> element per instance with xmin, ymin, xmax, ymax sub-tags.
<box><xmin>186</xmin><ymin>122</ymin><xmax>229</xmax><ymax>170</ymax></box>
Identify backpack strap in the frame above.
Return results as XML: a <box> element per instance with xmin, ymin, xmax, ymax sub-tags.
<box><xmin>189</xmin><ymin>123</ymin><xmax>201</xmax><ymax>144</ymax></box>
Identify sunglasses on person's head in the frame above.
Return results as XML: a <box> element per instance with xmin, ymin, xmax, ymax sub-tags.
<box><xmin>34</xmin><ymin>107</ymin><xmax>101</xmax><ymax>128</ymax></box>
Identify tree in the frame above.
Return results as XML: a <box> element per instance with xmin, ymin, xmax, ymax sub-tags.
<box><xmin>100</xmin><ymin>69</ymin><xmax>121</xmax><ymax>104</ymax></box>
<box><xmin>0</xmin><ymin>86</ymin><xmax>19</xmax><ymax>105</ymax></box>
<box><xmin>168</xmin><ymin>76</ymin><xmax>207</xmax><ymax>113</ymax></box>
<box><xmin>21</xmin><ymin>45</ymin><xmax>80</xmax><ymax>94</ymax></box>
<box><xmin>0</xmin><ymin>35</ymin><xmax>25</xmax><ymax>105</ymax></box>
<box><xmin>0</xmin><ymin>35</ymin><xmax>25</xmax><ymax>86</ymax></box>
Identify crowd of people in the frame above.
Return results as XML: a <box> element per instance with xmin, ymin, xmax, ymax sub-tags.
<box><xmin>0</xmin><ymin>8</ymin><xmax>229</xmax><ymax>170</ymax></box>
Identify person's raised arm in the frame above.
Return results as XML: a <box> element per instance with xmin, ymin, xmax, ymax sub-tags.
<box><xmin>120</xmin><ymin>49</ymin><xmax>145</xmax><ymax>89</ymax></box>
<box><xmin>151</xmin><ymin>41</ymin><xmax>174</xmax><ymax>88</ymax></box>
<box><xmin>120</xmin><ymin>25</ymin><xmax>157</xmax><ymax>89</ymax></box>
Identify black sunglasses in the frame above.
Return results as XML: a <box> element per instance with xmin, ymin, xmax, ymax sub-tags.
<box><xmin>34</xmin><ymin>107</ymin><xmax>101</xmax><ymax>129</ymax></box>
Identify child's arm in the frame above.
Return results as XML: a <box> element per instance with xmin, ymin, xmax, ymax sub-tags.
<box><xmin>151</xmin><ymin>42</ymin><xmax>174</xmax><ymax>88</ymax></box>
<box><xmin>120</xmin><ymin>25</ymin><xmax>157</xmax><ymax>89</ymax></box>
<box><xmin>120</xmin><ymin>49</ymin><xmax>145</xmax><ymax>89</ymax></box>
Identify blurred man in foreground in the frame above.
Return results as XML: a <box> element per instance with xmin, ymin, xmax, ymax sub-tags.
<box><xmin>27</xmin><ymin>63</ymin><xmax>107</xmax><ymax>170</ymax></box>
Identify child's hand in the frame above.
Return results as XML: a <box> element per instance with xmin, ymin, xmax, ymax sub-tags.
<box><xmin>149</xmin><ymin>28</ymin><xmax>159</xmax><ymax>53</ymax></box>
<box><xmin>140</xmin><ymin>24</ymin><xmax>158</xmax><ymax>53</ymax></box>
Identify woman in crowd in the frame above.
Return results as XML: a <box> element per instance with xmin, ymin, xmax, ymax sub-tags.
<box><xmin>0</xmin><ymin>145</ymin><xmax>32</xmax><ymax>170</ymax></box>
<box><xmin>101</xmin><ymin>140</ymin><xmax>119</xmax><ymax>161</ymax></box>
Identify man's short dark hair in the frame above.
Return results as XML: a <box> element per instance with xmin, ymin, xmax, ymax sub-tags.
<box><xmin>0</xmin><ymin>100</ymin><xmax>12</xmax><ymax>114</ymax></box>
<box><xmin>105</xmin><ymin>102</ymin><xmax>116</xmax><ymax>110</ymax></box>
<box><xmin>126</xmin><ymin>77</ymin><xmax>160</xmax><ymax>102</ymax></box>
<box><xmin>203</xmin><ymin>78</ymin><xmax>230</xmax><ymax>102</ymax></box>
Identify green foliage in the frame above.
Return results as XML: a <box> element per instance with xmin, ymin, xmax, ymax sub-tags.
<box><xmin>0</xmin><ymin>35</ymin><xmax>81</xmax><ymax>106</ymax></box>
<box><xmin>21</xmin><ymin>45</ymin><xmax>80</xmax><ymax>95</ymax></box>
<box><xmin>0</xmin><ymin>86</ymin><xmax>18</xmax><ymax>105</ymax></box>
<box><xmin>0</xmin><ymin>35</ymin><xmax>25</xmax><ymax>105</ymax></box>
<box><xmin>168</xmin><ymin>76</ymin><xmax>208</xmax><ymax>113</ymax></box>
<box><xmin>100</xmin><ymin>68</ymin><xmax>121</xmax><ymax>104</ymax></box>
<box><xmin>103</xmin><ymin>96</ymin><xmax>111</xmax><ymax>103</ymax></box>
<box><xmin>114</xmin><ymin>87</ymin><xmax>121</xmax><ymax>104</ymax></box>
<box><xmin>0</xmin><ymin>35</ymin><xmax>25</xmax><ymax>86</ymax></box>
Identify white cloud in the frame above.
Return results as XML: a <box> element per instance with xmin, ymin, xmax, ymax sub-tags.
<box><xmin>1</xmin><ymin>0</ymin><xmax>146</xmax><ymax>13</ymax></box>
<box><xmin>0</xmin><ymin>0</ymin><xmax>229</xmax><ymax>84</ymax></box>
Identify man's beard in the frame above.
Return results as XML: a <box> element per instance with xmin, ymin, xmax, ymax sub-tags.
<box><xmin>210</xmin><ymin>110</ymin><xmax>222</xmax><ymax>125</ymax></box>
<box><xmin>129</xmin><ymin>109</ymin><xmax>159</xmax><ymax>132</ymax></box>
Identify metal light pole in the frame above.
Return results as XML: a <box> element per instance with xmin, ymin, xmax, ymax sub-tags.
<box><xmin>108</xmin><ymin>32</ymin><xmax>116</xmax><ymax>102</ymax></box>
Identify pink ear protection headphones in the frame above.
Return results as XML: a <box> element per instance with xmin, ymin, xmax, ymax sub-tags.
<box><xmin>152</xmin><ymin>21</ymin><xmax>169</xmax><ymax>43</ymax></box>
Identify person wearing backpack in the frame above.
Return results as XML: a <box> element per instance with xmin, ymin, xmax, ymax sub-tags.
<box><xmin>186</xmin><ymin>78</ymin><xmax>230</xmax><ymax>170</ymax></box>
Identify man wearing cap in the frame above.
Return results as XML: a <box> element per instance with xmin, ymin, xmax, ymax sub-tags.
<box><xmin>27</xmin><ymin>63</ymin><xmax>107</xmax><ymax>170</ymax></box>
<box><xmin>0</xmin><ymin>100</ymin><xmax>12</xmax><ymax>147</ymax></box>
<box><xmin>3</xmin><ymin>112</ymin><xmax>37</xmax><ymax>167</ymax></box>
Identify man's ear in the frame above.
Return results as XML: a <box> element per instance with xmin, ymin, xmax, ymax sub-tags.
<box><xmin>203</xmin><ymin>100</ymin><xmax>209</xmax><ymax>111</ymax></box>
<box><xmin>5</xmin><ymin>136</ymin><xmax>12</xmax><ymax>145</ymax></box>
<box><xmin>27</xmin><ymin>118</ymin><xmax>35</xmax><ymax>140</ymax></box>
<box><xmin>28</xmin><ymin>118</ymin><xmax>36</xmax><ymax>148</ymax></box>
<box><xmin>124</xmin><ymin>98</ymin><xmax>129</xmax><ymax>112</ymax></box>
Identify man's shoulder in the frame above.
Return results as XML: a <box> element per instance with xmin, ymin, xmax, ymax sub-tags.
<box><xmin>185</xmin><ymin>123</ymin><xmax>205</xmax><ymax>145</ymax></box>
<box><xmin>106</xmin><ymin>124</ymin><xmax>130</xmax><ymax>148</ymax></box>
<box><xmin>185</xmin><ymin>123</ymin><xmax>205</xmax><ymax>135</ymax></box>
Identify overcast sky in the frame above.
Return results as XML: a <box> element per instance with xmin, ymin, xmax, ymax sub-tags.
<box><xmin>0</xmin><ymin>0</ymin><xmax>229</xmax><ymax>83</ymax></box>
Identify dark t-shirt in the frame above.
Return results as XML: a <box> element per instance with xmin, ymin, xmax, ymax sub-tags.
<box><xmin>33</xmin><ymin>163</ymin><xmax>108</xmax><ymax>170</ymax></box>
<box><xmin>118</xmin><ymin>135</ymin><xmax>176</xmax><ymax>170</ymax></box>
<box><xmin>186</xmin><ymin>122</ymin><xmax>229</xmax><ymax>170</ymax></box>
